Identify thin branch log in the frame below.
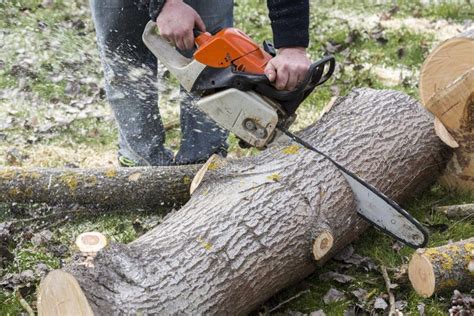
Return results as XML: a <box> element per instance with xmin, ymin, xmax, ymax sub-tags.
<box><xmin>381</xmin><ymin>265</ymin><xmax>399</xmax><ymax>316</ymax></box>
<box><xmin>408</xmin><ymin>237</ymin><xmax>474</xmax><ymax>297</ymax></box>
<box><xmin>16</xmin><ymin>291</ymin><xmax>34</xmax><ymax>316</ymax></box>
<box><xmin>435</xmin><ymin>204</ymin><xmax>474</xmax><ymax>219</ymax></box>
<box><xmin>0</xmin><ymin>165</ymin><xmax>201</xmax><ymax>209</ymax></box>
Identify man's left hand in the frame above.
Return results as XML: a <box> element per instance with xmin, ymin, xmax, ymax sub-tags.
<box><xmin>264</xmin><ymin>47</ymin><xmax>311</xmax><ymax>91</ymax></box>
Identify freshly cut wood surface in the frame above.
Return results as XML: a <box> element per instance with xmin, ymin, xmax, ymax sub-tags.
<box><xmin>75</xmin><ymin>232</ymin><xmax>107</xmax><ymax>253</ymax></box>
<box><xmin>420</xmin><ymin>29</ymin><xmax>474</xmax><ymax>106</ymax></box>
<box><xmin>39</xmin><ymin>88</ymin><xmax>447</xmax><ymax>314</ymax></box>
<box><xmin>0</xmin><ymin>165</ymin><xmax>201</xmax><ymax>209</ymax></box>
<box><xmin>425</xmin><ymin>69</ymin><xmax>474</xmax><ymax>191</ymax></box>
<box><xmin>419</xmin><ymin>29</ymin><xmax>474</xmax><ymax>191</ymax></box>
<box><xmin>408</xmin><ymin>238</ymin><xmax>474</xmax><ymax>298</ymax></box>
<box><xmin>419</xmin><ymin>28</ymin><xmax>474</xmax><ymax>148</ymax></box>
<box><xmin>37</xmin><ymin>270</ymin><xmax>94</xmax><ymax>316</ymax></box>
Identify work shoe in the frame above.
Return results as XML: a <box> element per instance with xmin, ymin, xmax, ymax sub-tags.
<box><xmin>118</xmin><ymin>155</ymin><xmax>137</xmax><ymax>167</ymax></box>
<box><xmin>174</xmin><ymin>147</ymin><xmax>227</xmax><ymax>165</ymax></box>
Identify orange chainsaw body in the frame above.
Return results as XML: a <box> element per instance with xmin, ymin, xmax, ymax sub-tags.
<box><xmin>194</xmin><ymin>28</ymin><xmax>272</xmax><ymax>74</ymax></box>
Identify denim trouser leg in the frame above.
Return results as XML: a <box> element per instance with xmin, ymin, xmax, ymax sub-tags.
<box><xmin>90</xmin><ymin>0</ymin><xmax>173</xmax><ymax>166</ymax></box>
<box><xmin>90</xmin><ymin>0</ymin><xmax>234</xmax><ymax>166</ymax></box>
<box><xmin>174</xmin><ymin>0</ymin><xmax>234</xmax><ymax>165</ymax></box>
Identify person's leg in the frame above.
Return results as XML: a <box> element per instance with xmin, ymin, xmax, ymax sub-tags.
<box><xmin>174</xmin><ymin>0</ymin><xmax>234</xmax><ymax>165</ymax></box>
<box><xmin>90</xmin><ymin>0</ymin><xmax>173</xmax><ymax>166</ymax></box>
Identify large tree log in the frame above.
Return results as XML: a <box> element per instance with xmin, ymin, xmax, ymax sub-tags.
<box><xmin>419</xmin><ymin>29</ymin><xmax>474</xmax><ymax>192</ymax></box>
<box><xmin>0</xmin><ymin>165</ymin><xmax>200</xmax><ymax>209</ymax></box>
<box><xmin>39</xmin><ymin>88</ymin><xmax>448</xmax><ymax>314</ymax></box>
<box><xmin>408</xmin><ymin>238</ymin><xmax>474</xmax><ymax>298</ymax></box>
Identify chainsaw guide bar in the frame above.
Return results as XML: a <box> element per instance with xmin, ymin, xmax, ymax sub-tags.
<box><xmin>278</xmin><ymin>127</ymin><xmax>429</xmax><ymax>248</ymax></box>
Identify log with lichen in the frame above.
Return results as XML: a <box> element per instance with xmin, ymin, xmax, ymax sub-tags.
<box><xmin>0</xmin><ymin>165</ymin><xmax>200</xmax><ymax>209</ymax></box>
<box><xmin>408</xmin><ymin>238</ymin><xmax>474</xmax><ymax>298</ymax></box>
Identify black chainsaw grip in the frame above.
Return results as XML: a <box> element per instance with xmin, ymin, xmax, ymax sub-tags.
<box><xmin>255</xmin><ymin>55</ymin><xmax>335</xmax><ymax>101</ymax></box>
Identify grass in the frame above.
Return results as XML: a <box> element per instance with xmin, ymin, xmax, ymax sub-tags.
<box><xmin>0</xmin><ymin>0</ymin><xmax>473</xmax><ymax>314</ymax></box>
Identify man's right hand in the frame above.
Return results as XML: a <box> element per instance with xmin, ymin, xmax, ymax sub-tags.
<box><xmin>156</xmin><ymin>0</ymin><xmax>206</xmax><ymax>51</ymax></box>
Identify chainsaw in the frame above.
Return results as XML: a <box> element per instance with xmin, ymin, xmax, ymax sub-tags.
<box><xmin>142</xmin><ymin>21</ymin><xmax>428</xmax><ymax>248</ymax></box>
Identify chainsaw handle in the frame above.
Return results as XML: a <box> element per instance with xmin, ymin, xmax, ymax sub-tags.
<box><xmin>255</xmin><ymin>55</ymin><xmax>336</xmax><ymax>101</ymax></box>
<box><xmin>142</xmin><ymin>21</ymin><xmax>206</xmax><ymax>91</ymax></box>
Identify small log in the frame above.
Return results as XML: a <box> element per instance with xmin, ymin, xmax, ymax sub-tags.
<box><xmin>435</xmin><ymin>204</ymin><xmax>474</xmax><ymax>219</ymax></box>
<box><xmin>75</xmin><ymin>232</ymin><xmax>107</xmax><ymax>254</ymax></box>
<box><xmin>0</xmin><ymin>165</ymin><xmax>201</xmax><ymax>209</ymax></box>
<box><xmin>408</xmin><ymin>238</ymin><xmax>474</xmax><ymax>298</ymax></box>
<box><xmin>419</xmin><ymin>29</ymin><xmax>474</xmax><ymax>191</ymax></box>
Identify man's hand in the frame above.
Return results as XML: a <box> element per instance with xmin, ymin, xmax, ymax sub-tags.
<box><xmin>264</xmin><ymin>47</ymin><xmax>311</xmax><ymax>91</ymax></box>
<box><xmin>156</xmin><ymin>0</ymin><xmax>205</xmax><ymax>51</ymax></box>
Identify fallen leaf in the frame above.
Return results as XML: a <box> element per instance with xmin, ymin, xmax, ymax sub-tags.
<box><xmin>319</xmin><ymin>271</ymin><xmax>355</xmax><ymax>284</ymax></box>
<box><xmin>417</xmin><ymin>303</ymin><xmax>425</xmax><ymax>316</ymax></box>
<box><xmin>395</xmin><ymin>300</ymin><xmax>407</xmax><ymax>311</ymax></box>
<box><xmin>351</xmin><ymin>288</ymin><xmax>368</xmax><ymax>303</ymax></box>
<box><xmin>374</xmin><ymin>297</ymin><xmax>388</xmax><ymax>310</ymax></box>
<box><xmin>343</xmin><ymin>304</ymin><xmax>368</xmax><ymax>316</ymax></box>
<box><xmin>31</xmin><ymin>230</ymin><xmax>53</xmax><ymax>247</ymax></box>
<box><xmin>334</xmin><ymin>244</ymin><xmax>354</xmax><ymax>261</ymax></box>
<box><xmin>323</xmin><ymin>288</ymin><xmax>346</xmax><ymax>304</ymax></box>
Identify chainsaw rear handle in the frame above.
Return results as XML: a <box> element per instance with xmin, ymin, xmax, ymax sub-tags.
<box><xmin>142</xmin><ymin>21</ymin><xmax>206</xmax><ymax>91</ymax></box>
<box><xmin>254</xmin><ymin>55</ymin><xmax>336</xmax><ymax>102</ymax></box>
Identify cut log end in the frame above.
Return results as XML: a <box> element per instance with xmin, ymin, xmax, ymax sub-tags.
<box><xmin>420</xmin><ymin>35</ymin><xmax>474</xmax><ymax>106</ymax></box>
<box><xmin>75</xmin><ymin>232</ymin><xmax>107</xmax><ymax>254</ymax></box>
<box><xmin>37</xmin><ymin>270</ymin><xmax>94</xmax><ymax>316</ymax></box>
<box><xmin>420</xmin><ymin>29</ymin><xmax>474</xmax><ymax>191</ymax></box>
<box><xmin>408</xmin><ymin>238</ymin><xmax>474</xmax><ymax>298</ymax></box>
<box><xmin>312</xmin><ymin>230</ymin><xmax>334</xmax><ymax>261</ymax></box>
<box><xmin>408</xmin><ymin>251</ymin><xmax>436</xmax><ymax>297</ymax></box>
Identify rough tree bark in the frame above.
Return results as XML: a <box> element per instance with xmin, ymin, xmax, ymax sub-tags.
<box><xmin>0</xmin><ymin>165</ymin><xmax>200</xmax><ymax>209</ymax></box>
<box><xmin>408</xmin><ymin>238</ymin><xmax>474</xmax><ymax>298</ymax></box>
<box><xmin>39</xmin><ymin>88</ymin><xmax>448</xmax><ymax>314</ymax></box>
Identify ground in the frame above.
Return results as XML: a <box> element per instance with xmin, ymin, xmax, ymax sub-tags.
<box><xmin>0</xmin><ymin>0</ymin><xmax>473</xmax><ymax>314</ymax></box>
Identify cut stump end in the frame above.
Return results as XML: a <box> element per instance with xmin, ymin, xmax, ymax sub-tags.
<box><xmin>37</xmin><ymin>270</ymin><xmax>94</xmax><ymax>316</ymax></box>
<box><xmin>312</xmin><ymin>230</ymin><xmax>334</xmax><ymax>261</ymax></box>
<box><xmin>408</xmin><ymin>251</ymin><xmax>436</xmax><ymax>298</ymax></box>
<box><xmin>75</xmin><ymin>232</ymin><xmax>107</xmax><ymax>253</ymax></box>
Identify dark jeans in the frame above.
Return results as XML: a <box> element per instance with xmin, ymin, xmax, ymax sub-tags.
<box><xmin>89</xmin><ymin>0</ymin><xmax>233</xmax><ymax>165</ymax></box>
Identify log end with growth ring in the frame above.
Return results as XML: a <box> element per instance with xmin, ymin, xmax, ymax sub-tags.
<box><xmin>37</xmin><ymin>270</ymin><xmax>94</xmax><ymax>316</ymax></box>
<box><xmin>408</xmin><ymin>238</ymin><xmax>474</xmax><ymax>298</ymax></box>
<box><xmin>408</xmin><ymin>250</ymin><xmax>436</xmax><ymax>297</ymax></box>
<box><xmin>312</xmin><ymin>230</ymin><xmax>334</xmax><ymax>261</ymax></box>
<box><xmin>75</xmin><ymin>232</ymin><xmax>107</xmax><ymax>254</ymax></box>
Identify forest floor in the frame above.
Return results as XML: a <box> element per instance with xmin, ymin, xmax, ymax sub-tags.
<box><xmin>0</xmin><ymin>0</ymin><xmax>473</xmax><ymax>315</ymax></box>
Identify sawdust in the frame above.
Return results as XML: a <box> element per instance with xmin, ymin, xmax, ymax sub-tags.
<box><xmin>0</xmin><ymin>144</ymin><xmax>117</xmax><ymax>168</ymax></box>
<box><xmin>327</xmin><ymin>10</ymin><xmax>471</xmax><ymax>42</ymax></box>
